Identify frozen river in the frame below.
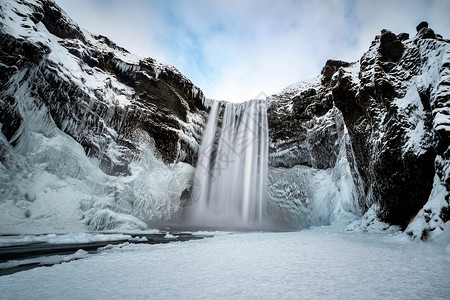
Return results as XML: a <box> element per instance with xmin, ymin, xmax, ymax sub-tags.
<box><xmin>1</xmin><ymin>228</ymin><xmax>449</xmax><ymax>299</ymax></box>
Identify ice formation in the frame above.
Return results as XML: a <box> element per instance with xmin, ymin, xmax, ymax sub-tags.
<box><xmin>0</xmin><ymin>0</ymin><xmax>200</xmax><ymax>233</ymax></box>
<box><xmin>267</xmin><ymin>107</ymin><xmax>362</xmax><ymax>229</ymax></box>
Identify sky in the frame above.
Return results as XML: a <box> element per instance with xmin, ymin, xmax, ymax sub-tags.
<box><xmin>55</xmin><ymin>0</ymin><xmax>450</xmax><ymax>103</ymax></box>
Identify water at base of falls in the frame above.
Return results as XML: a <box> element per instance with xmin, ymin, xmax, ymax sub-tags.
<box><xmin>186</xmin><ymin>100</ymin><xmax>269</xmax><ymax>230</ymax></box>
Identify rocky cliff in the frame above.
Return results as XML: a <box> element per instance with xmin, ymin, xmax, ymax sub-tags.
<box><xmin>268</xmin><ymin>22</ymin><xmax>450</xmax><ymax>239</ymax></box>
<box><xmin>0</xmin><ymin>0</ymin><xmax>207</xmax><ymax>232</ymax></box>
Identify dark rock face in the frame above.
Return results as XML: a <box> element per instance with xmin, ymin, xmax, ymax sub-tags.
<box><xmin>39</xmin><ymin>0</ymin><xmax>87</xmax><ymax>42</ymax></box>
<box><xmin>268</xmin><ymin>84</ymin><xmax>339</xmax><ymax>170</ymax></box>
<box><xmin>379</xmin><ymin>30</ymin><xmax>404</xmax><ymax>61</ymax></box>
<box><xmin>397</xmin><ymin>33</ymin><xmax>409</xmax><ymax>41</ymax></box>
<box><xmin>415</xmin><ymin>20</ymin><xmax>436</xmax><ymax>40</ymax></box>
<box><xmin>417</xmin><ymin>27</ymin><xmax>436</xmax><ymax>40</ymax></box>
<box><xmin>0</xmin><ymin>32</ymin><xmax>51</xmax><ymax>141</ymax></box>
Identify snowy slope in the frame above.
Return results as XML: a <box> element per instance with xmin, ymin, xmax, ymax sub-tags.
<box><xmin>0</xmin><ymin>0</ymin><xmax>206</xmax><ymax>233</ymax></box>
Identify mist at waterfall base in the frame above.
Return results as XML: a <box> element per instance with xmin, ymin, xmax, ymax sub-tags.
<box><xmin>184</xmin><ymin>100</ymin><xmax>273</xmax><ymax>231</ymax></box>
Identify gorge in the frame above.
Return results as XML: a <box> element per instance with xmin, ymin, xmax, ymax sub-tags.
<box><xmin>0</xmin><ymin>0</ymin><xmax>449</xmax><ymax>241</ymax></box>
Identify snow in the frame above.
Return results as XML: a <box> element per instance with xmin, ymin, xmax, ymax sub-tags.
<box><xmin>82</xmin><ymin>29</ymin><xmax>142</xmax><ymax>65</ymax></box>
<box><xmin>394</xmin><ymin>84</ymin><xmax>428</xmax><ymax>155</ymax></box>
<box><xmin>2</xmin><ymin>0</ymin><xmax>136</xmax><ymax>108</ymax></box>
<box><xmin>0</xmin><ymin>229</ymin><xmax>448</xmax><ymax>299</ymax></box>
<box><xmin>190</xmin><ymin>231</ymin><xmax>232</xmax><ymax>236</ymax></box>
<box><xmin>86</xmin><ymin>209</ymin><xmax>148</xmax><ymax>231</ymax></box>
<box><xmin>346</xmin><ymin>204</ymin><xmax>401</xmax><ymax>233</ymax></box>
<box><xmin>434</xmin><ymin>112</ymin><xmax>450</xmax><ymax>132</ymax></box>
<box><xmin>0</xmin><ymin>100</ymin><xmax>193</xmax><ymax>233</ymax></box>
<box><xmin>164</xmin><ymin>233</ymin><xmax>177</xmax><ymax>239</ymax></box>
<box><xmin>343</xmin><ymin>61</ymin><xmax>361</xmax><ymax>84</ymax></box>
<box><xmin>276</xmin><ymin>76</ymin><xmax>321</xmax><ymax>99</ymax></box>
<box><xmin>0</xmin><ymin>0</ymin><xmax>198</xmax><ymax>233</ymax></box>
<box><xmin>269</xmin><ymin>76</ymin><xmax>322</xmax><ymax>114</ymax></box>
<box><xmin>417</xmin><ymin>40</ymin><xmax>450</xmax><ymax>133</ymax></box>
<box><xmin>1</xmin><ymin>0</ymin><xmax>41</xmax><ymax>42</ymax></box>
<box><xmin>406</xmin><ymin>174</ymin><xmax>449</xmax><ymax>240</ymax></box>
<box><xmin>0</xmin><ymin>232</ymin><xmax>132</xmax><ymax>247</ymax></box>
<box><xmin>397</xmin><ymin>39</ymin><xmax>450</xmax><ymax>239</ymax></box>
<box><xmin>0</xmin><ymin>249</ymin><xmax>88</xmax><ymax>270</ymax></box>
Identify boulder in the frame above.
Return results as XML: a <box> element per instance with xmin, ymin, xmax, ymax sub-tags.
<box><xmin>416</xmin><ymin>21</ymin><xmax>428</xmax><ymax>32</ymax></box>
<box><xmin>321</xmin><ymin>59</ymin><xmax>351</xmax><ymax>85</ymax></box>
<box><xmin>397</xmin><ymin>33</ymin><xmax>409</xmax><ymax>41</ymax></box>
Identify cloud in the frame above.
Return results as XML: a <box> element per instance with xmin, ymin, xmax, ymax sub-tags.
<box><xmin>55</xmin><ymin>0</ymin><xmax>450</xmax><ymax>103</ymax></box>
<box><xmin>55</xmin><ymin>0</ymin><xmax>168</xmax><ymax>59</ymax></box>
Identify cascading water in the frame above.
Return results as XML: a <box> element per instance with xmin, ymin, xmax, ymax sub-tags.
<box><xmin>187</xmin><ymin>100</ymin><xmax>269</xmax><ymax>229</ymax></box>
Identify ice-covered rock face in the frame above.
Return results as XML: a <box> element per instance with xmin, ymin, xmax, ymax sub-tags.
<box><xmin>267</xmin><ymin>80</ymin><xmax>363</xmax><ymax>229</ymax></box>
<box><xmin>0</xmin><ymin>0</ymin><xmax>206</xmax><ymax>232</ymax></box>
<box><xmin>0</xmin><ymin>0</ymin><xmax>206</xmax><ymax>169</ymax></box>
<box><xmin>268</xmin><ymin>23</ymin><xmax>450</xmax><ymax>238</ymax></box>
<box><xmin>334</xmin><ymin>27</ymin><xmax>450</xmax><ymax>238</ymax></box>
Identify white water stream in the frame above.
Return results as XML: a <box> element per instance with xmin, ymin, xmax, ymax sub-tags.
<box><xmin>187</xmin><ymin>100</ymin><xmax>269</xmax><ymax>229</ymax></box>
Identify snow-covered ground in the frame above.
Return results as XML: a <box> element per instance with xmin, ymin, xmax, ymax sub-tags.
<box><xmin>1</xmin><ymin>228</ymin><xmax>448</xmax><ymax>299</ymax></box>
<box><xmin>0</xmin><ymin>232</ymin><xmax>135</xmax><ymax>247</ymax></box>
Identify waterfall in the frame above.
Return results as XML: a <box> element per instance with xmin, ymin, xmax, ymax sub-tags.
<box><xmin>187</xmin><ymin>100</ymin><xmax>269</xmax><ymax>229</ymax></box>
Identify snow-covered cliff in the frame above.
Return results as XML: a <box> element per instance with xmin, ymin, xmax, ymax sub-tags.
<box><xmin>268</xmin><ymin>23</ymin><xmax>450</xmax><ymax>239</ymax></box>
<box><xmin>0</xmin><ymin>0</ymin><xmax>206</xmax><ymax>233</ymax></box>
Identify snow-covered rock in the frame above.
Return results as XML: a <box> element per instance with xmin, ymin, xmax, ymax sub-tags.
<box><xmin>0</xmin><ymin>0</ymin><xmax>206</xmax><ymax>233</ymax></box>
<box><xmin>268</xmin><ymin>23</ymin><xmax>450</xmax><ymax>238</ymax></box>
<box><xmin>346</xmin><ymin>204</ymin><xmax>401</xmax><ymax>233</ymax></box>
<box><xmin>86</xmin><ymin>209</ymin><xmax>148</xmax><ymax>231</ymax></box>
